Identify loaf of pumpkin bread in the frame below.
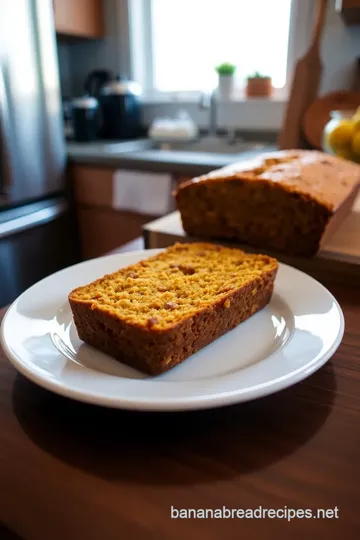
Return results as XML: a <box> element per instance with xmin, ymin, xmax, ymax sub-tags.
<box><xmin>69</xmin><ymin>243</ymin><xmax>278</xmax><ymax>375</ymax></box>
<box><xmin>175</xmin><ymin>150</ymin><xmax>360</xmax><ymax>256</ymax></box>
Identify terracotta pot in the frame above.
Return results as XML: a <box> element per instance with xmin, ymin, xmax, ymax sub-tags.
<box><xmin>245</xmin><ymin>77</ymin><xmax>273</xmax><ymax>98</ymax></box>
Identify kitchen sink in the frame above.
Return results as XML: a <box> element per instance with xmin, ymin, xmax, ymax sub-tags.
<box><xmin>152</xmin><ymin>137</ymin><xmax>271</xmax><ymax>155</ymax></box>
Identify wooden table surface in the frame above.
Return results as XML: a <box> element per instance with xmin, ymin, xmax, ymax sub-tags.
<box><xmin>1</xmin><ymin>239</ymin><xmax>360</xmax><ymax>540</ymax></box>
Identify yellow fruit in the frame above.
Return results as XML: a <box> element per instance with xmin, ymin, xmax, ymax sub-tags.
<box><xmin>352</xmin><ymin>106</ymin><xmax>360</xmax><ymax>129</ymax></box>
<box><xmin>327</xmin><ymin>120</ymin><xmax>355</xmax><ymax>150</ymax></box>
<box><xmin>335</xmin><ymin>148</ymin><xmax>355</xmax><ymax>161</ymax></box>
<box><xmin>353</xmin><ymin>113</ymin><xmax>360</xmax><ymax>132</ymax></box>
<box><xmin>351</xmin><ymin>131</ymin><xmax>360</xmax><ymax>156</ymax></box>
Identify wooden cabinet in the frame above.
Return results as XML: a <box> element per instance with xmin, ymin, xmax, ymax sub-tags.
<box><xmin>70</xmin><ymin>165</ymin><xmax>200</xmax><ymax>260</ymax></box>
<box><xmin>53</xmin><ymin>0</ymin><xmax>105</xmax><ymax>39</ymax></box>
<box><xmin>71</xmin><ymin>165</ymin><xmax>160</xmax><ymax>260</ymax></box>
<box><xmin>336</xmin><ymin>0</ymin><xmax>360</xmax><ymax>25</ymax></box>
<box><xmin>77</xmin><ymin>207</ymin><xmax>153</xmax><ymax>260</ymax></box>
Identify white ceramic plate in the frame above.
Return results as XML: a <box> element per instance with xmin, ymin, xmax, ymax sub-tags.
<box><xmin>1</xmin><ymin>249</ymin><xmax>344</xmax><ymax>411</ymax></box>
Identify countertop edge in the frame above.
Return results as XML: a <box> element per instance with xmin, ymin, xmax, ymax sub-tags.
<box><xmin>66</xmin><ymin>145</ymin><xmax>276</xmax><ymax>175</ymax></box>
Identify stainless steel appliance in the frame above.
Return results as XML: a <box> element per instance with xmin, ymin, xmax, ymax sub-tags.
<box><xmin>0</xmin><ymin>0</ymin><xmax>78</xmax><ymax>307</ymax></box>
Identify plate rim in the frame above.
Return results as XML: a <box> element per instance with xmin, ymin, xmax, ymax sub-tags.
<box><xmin>0</xmin><ymin>249</ymin><xmax>345</xmax><ymax>411</ymax></box>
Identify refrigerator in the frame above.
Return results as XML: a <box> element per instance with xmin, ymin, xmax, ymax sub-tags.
<box><xmin>0</xmin><ymin>0</ymin><xmax>79</xmax><ymax>307</ymax></box>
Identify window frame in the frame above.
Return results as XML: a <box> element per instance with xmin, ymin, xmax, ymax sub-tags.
<box><xmin>124</xmin><ymin>0</ymin><xmax>315</xmax><ymax>103</ymax></box>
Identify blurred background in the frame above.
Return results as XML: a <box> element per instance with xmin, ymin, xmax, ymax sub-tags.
<box><xmin>1</xmin><ymin>0</ymin><xmax>360</xmax><ymax>306</ymax></box>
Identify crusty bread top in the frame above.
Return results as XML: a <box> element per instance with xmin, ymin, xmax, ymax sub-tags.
<box><xmin>69</xmin><ymin>243</ymin><xmax>278</xmax><ymax>331</ymax></box>
<box><xmin>175</xmin><ymin>150</ymin><xmax>360</xmax><ymax>211</ymax></box>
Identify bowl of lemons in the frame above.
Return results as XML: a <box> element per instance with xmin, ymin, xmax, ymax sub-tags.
<box><xmin>323</xmin><ymin>107</ymin><xmax>360</xmax><ymax>163</ymax></box>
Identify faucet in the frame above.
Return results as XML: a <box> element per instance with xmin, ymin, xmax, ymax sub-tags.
<box><xmin>199</xmin><ymin>89</ymin><xmax>217</xmax><ymax>137</ymax></box>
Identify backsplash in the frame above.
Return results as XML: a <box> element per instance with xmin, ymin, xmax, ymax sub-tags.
<box><xmin>57</xmin><ymin>42</ymin><xmax>73</xmax><ymax>97</ymax></box>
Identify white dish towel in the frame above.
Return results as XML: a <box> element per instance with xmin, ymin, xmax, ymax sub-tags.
<box><xmin>112</xmin><ymin>170</ymin><xmax>173</xmax><ymax>215</ymax></box>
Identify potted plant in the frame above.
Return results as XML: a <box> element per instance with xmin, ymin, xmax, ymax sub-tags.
<box><xmin>245</xmin><ymin>71</ymin><xmax>273</xmax><ymax>98</ymax></box>
<box><xmin>215</xmin><ymin>63</ymin><xmax>236</xmax><ymax>100</ymax></box>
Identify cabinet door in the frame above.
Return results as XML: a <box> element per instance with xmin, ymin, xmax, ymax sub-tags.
<box><xmin>336</xmin><ymin>0</ymin><xmax>360</xmax><ymax>24</ymax></box>
<box><xmin>53</xmin><ymin>0</ymin><xmax>104</xmax><ymax>38</ymax></box>
<box><xmin>77</xmin><ymin>207</ymin><xmax>154</xmax><ymax>260</ymax></box>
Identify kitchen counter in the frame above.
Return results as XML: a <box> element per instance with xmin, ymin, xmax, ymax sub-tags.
<box><xmin>67</xmin><ymin>139</ymin><xmax>277</xmax><ymax>175</ymax></box>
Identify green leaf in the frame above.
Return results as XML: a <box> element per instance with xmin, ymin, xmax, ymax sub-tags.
<box><xmin>215</xmin><ymin>63</ymin><xmax>236</xmax><ymax>76</ymax></box>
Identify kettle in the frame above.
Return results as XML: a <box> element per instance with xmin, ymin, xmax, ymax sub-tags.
<box><xmin>84</xmin><ymin>69</ymin><xmax>113</xmax><ymax>98</ymax></box>
<box><xmin>84</xmin><ymin>70</ymin><xmax>142</xmax><ymax>140</ymax></box>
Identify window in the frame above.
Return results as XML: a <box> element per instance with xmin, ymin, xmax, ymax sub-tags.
<box><xmin>151</xmin><ymin>0</ymin><xmax>291</xmax><ymax>92</ymax></box>
<box><xmin>128</xmin><ymin>0</ymin><xmax>313</xmax><ymax>100</ymax></box>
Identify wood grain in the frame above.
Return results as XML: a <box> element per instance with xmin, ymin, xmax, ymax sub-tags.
<box><xmin>278</xmin><ymin>0</ymin><xmax>328</xmax><ymax>150</ymax></box>
<box><xmin>303</xmin><ymin>90</ymin><xmax>360</xmax><ymax>149</ymax></box>
<box><xmin>53</xmin><ymin>0</ymin><xmax>104</xmax><ymax>38</ymax></box>
<box><xmin>72</xmin><ymin>166</ymin><xmax>115</xmax><ymax>207</ymax></box>
<box><xmin>1</xmin><ymin>253</ymin><xmax>360</xmax><ymax>540</ymax></box>
<box><xmin>0</xmin><ymin>524</ymin><xmax>23</xmax><ymax>540</ymax></box>
<box><xmin>71</xmin><ymin>165</ymin><xmax>159</xmax><ymax>259</ymax></box>
<box><xmin>77</xmin><ymin>206</ymin><xmax>156</xmax><ymax>260</ymax></box>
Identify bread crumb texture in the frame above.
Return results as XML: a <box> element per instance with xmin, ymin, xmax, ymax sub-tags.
<box><xmin>69</xmin><ymin>243</ymin><xmax>278</xmax><ymax>330</ymax></box>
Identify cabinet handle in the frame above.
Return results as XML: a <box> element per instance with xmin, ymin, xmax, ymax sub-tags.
<box><xmin>0</xmin><ymin>200</ymin><xmax>68</xmax><ymax>239</ymax></box>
